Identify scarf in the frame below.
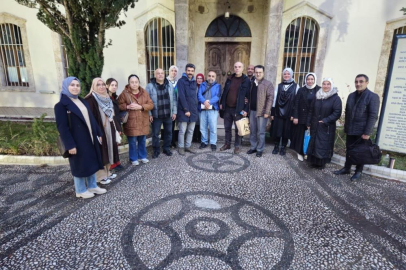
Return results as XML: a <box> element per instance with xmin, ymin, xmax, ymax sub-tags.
<box><xmin>196</xmin><ymin>73</ymin><xmax>205</xmax><ymax>88</ymax></box>
<box><xmin>60</xmin><ymin>76</ymin><xmax>80</xmax><ymax>99</ymax></box>
<box><xmin>282</xmin><ymin>68</ymin><xmax>294</xmax><ymax>84</ymax></box>
<box><xmin>87</xmin><ymin>78</ymin><xmax>114</xmax><ymax>120</ymax></box>
<box><xmin>304</xmin><ymin>73</ymin><xmax>317</xmax><ymax>89</ymax></box>
<box><xmin>316</xmin><ymin>78</ymin><xmax>337</xmax><ymax>100</ymax></box>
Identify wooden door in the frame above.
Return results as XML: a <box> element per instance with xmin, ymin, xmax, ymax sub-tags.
<box><xmin>205</xmin><ymin>42</ymin><xmax>251</xmax><ymax>88</ymax></box>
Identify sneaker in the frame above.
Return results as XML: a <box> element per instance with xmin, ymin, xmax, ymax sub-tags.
<box><xmin>132</xmin><ymin>160</ymin><xmax>140</xmax><ymax>166</ymax></box>
<box><xmin>140</xmin><ymin>158</ymin><xmax>149</xmax><ymax>164</ymax></box>
<box><xmin>178</xmin><ymin>148</ymin><xmax>185</xmax><ymax>156</ymax></box>
<box><xmin>88</xmin><ymin>186</ymin><xmax>107</xmax><ymax>195</ymax></box>
<box><xmin>185</xmin><ymin>148</ymin><xmax>197</xmax><ymax>154</ymax></box>
<box><xmin>297</xmin><ymin>153</ymin><xmax>304</xmax><ymax>161</ymax></box>
<box><xmin>108</xmin><ymin>173</ymin><xmax>117</xmax><ymax>179</ymax></box>
<box><xmin>76</xmin><ymin>190</ymin><xmax>95</xmax><ymax>199</ymax></box>
<box><xmin>199</xmin><ymin>143</ymin><xmax>208</xmax><ymax>149</ymax></box>
<box><xmin>100</xmin><ymin>178</ymin><xmax>112</xmax><ymax>185</ymax></box>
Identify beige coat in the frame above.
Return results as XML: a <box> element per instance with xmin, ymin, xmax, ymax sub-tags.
<box><xmin>249</xmin><ymin>78</ymin><xmax>274</xmax><ymax>117</ymax></box>
<box><xmin>118</xmin><ymin>86</ymin><xmax>154</xmax><ymax>137</ymax></box>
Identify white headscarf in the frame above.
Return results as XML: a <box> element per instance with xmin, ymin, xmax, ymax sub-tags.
<box><xmin>304</xmin><ymin>72</ymin><xmax>317</xmax><ymax>89</ymax></box>
<box><xmin>282</xmin><ymin>68</ymin><xmax>294</xmax><ymax>83</ymax></box>
<box><xmin>316</xmin><ymin>78</ymin><xmax>337</xmax><ymax>100</ymax></box>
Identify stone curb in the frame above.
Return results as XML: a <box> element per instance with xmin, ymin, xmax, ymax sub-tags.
<box><xmin>331</xmin><ymin>154</ymin><xmax>406</xmax><ymax>183</ymax></box>
<box><xmin>0</xmin><ymin>138</ymin><xmax>152</xmax><ymax>166</ymax></box>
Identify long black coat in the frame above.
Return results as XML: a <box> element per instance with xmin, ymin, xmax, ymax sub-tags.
<box><xmin>85</xmin><ymin>95</ymin><xmax>120</xmax><ymax>166</ymax></box>
<box><xmin>54</xmin><ymin>95</ymin><xmax>103</xmax><ymax>177</ymax></box>
<box><xmin>344</xmin><ymin>88</ymin><xmax>380</xmax><ymax>136</ymax></box>
<box><xmin>293</xmin><ymin>85</ymin><xmax>320</xmax><ymax>124</ymax></box>
<box><xmin>306</xmin><ymin>92</ymin><xmax>342</xmax><ymax>159</ymax></box>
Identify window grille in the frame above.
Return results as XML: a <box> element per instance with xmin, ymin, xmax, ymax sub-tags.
<box><xmin>145</xmin><ymin>18</ymin><xmax>175</xmax><ymax>82</ymax></box>
<box><xmin>283</xmin><ymin>17</ymin><xmax>318</xmax><ymax>87</ymax></box>
<box><xmin>0</xmin><ymin>23</ymin><xmax>29</xmax><ymax>87</ymax></box>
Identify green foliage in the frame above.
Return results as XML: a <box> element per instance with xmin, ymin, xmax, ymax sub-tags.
<box><xmin>15</xmin><ymin>0</ymin><xmax>137</xmax><ymax>93</ymax></box>
<box><xmin>401</xmin><ymin>7</ymin><xmax>406</xmax><ymax>15</ymax></box>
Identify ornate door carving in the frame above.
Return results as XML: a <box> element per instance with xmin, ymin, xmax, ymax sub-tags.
<box><xmin>205</xmin><ymin>42</ymin><xmax>251</xmax><ymax>88</ymax></box>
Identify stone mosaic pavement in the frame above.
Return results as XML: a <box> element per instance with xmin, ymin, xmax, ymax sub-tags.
<box><xmin>1</xmin><ymin>141</ymin><xmax>406</xmax><ymax>269</ymax></box>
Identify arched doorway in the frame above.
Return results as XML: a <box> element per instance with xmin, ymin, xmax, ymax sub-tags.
<box><xmin>205</xmin><ymin>15</ymin><xmax>252</xmax><ymax>87</ymax></box>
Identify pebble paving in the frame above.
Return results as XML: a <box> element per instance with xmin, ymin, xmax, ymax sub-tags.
<box><xmin>1</xmin><ymin>139</ymin><xmax>406</xmax><ymax>269</ymax></box>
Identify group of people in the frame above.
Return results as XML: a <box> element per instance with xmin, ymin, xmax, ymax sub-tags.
<box><xmin>55</xmin><ymin>61</ymin><xmax>380</xmax><ymax>199</ymax></box>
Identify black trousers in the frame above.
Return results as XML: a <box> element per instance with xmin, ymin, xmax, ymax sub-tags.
<box><xmin>274</xmin><ymin>137</ymin><xmax>289</xmax><ymax>147</ymax></box>
<box><xmin>345</xmin><ymin>134</ymin><xmax>364</xmax><ymax>172</ymax></box>
<box><xmin>224</xmin><ymin>106</ymin><xmax>242</xmax><ymax>147</ymax></box>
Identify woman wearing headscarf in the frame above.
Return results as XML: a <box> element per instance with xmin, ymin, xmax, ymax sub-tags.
<box><xmin>118</xmin><ymin>74</ymin><xmax>154</xmax><ymax>165</ymax></box>
<box><xmin>106</xmin><ymin>78</ymin><xmax>124</xmax><ymax>172</ymax></box>
<box><xmin>85</xmin><ymin>78</ymin><xmax>120</xmax><ymax>184</ymax></box>
<box><xmin>271</xmin><ymin>68</ymin><xmax>299</xmax><ymax>156</ymax></box>
<box><xmin>193</xmin><ymin>73</ymin><xmax>205</xmax><ymax>143</ymax></box>
<box><xmin>291</xmin><ymin>73</ymin><xmax>320</xmax><ymax>161</ymax></box>
<box><xmin>54</xmin><ymin>77</ymin><xmax>106</xmax><ymax>199</ymax></box>
<box><xmin>167</xmin><ymin>65</ymin><xmax>179</xmax><ymax>148</ymax></box>
<box><xmin>306</xmin><ymin>78</ymin><xmax>342</xmax><ymax>169</ymax></box>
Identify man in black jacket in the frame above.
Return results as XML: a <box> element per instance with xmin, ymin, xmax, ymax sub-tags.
<box><xmin>334</xmin><ymin>74</ymin><xmax>380</xmax><ymax>181</ymax></box>
<box><xmin>219</xmin><ymin>62</ymin><xmax>251</xmax><ymax>154</ymax></box>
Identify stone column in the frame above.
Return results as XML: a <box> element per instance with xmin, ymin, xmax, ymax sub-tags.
<box><xmin>175</xmin><ymin>0</ymin><xmax>189</xmax><ymax>73</ymax></box>
<box><xmin>264</xmin><ymin>0</ymin><xmax>283</xmax><ymax>86</ymax></box>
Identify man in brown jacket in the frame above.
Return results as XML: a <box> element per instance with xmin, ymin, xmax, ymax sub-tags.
<box><xmin>247</xmin><ymin>65</ymin><xmax>274</xmax><ymax>157</ymax></box>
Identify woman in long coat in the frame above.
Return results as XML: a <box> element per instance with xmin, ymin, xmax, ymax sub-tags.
<box><xmin>291</xmin><ymin>73</ymin><xmax>320</xmax><ymax>161</ymax></box>
<box><xmin>271</xmin><ymin>68</ymin><xmax>299</xmax><ymax>156</ymax></box>
<box><xmin>118</xmin><ymin>74</ymin><xmax>154</xmax><ymax>165</ymax></box>
<box><xmin>106</xmin><ymin>78</ymin><xmax>124</xmax><ymax>172</ymax></box>
<box><xmin>306</xmin><ymin>78</ymin><xmax>342</xmax><ymax>168</ymax></box>
<box><xmin>54</xmin><ymin>77</ymin><xmax>106</xmax><ymax>199</ymax></box>
<box><xmin>85</xmin><ymin>78</ymin><xmax>121</xmax><ymax>184</ymax></box>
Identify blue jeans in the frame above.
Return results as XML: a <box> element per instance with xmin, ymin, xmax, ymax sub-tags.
<box><xmin>152</xmin><ymin>117</ymin><xmax>172</xmax><ymax>153</ymax></box>
<box><xmin>128</xmin><ymin>135</ymin><xmax>147</xmax><ymax>161</ymax></box>
<box><xmin>249</xmin><ymin>111</ymin><xmax>268</xmax><ymax>152</ymax></box>
<box><xmin>178</xmin><ymin>122</ymin><xmax>196</xmax><ymax>148</ymax></box>
<box><xmin>73</xmin><ymin>173</ymin><xmax>98</xmax><ymax>194</ymax></box>
<box><xmin>200</xmin><ymin>110</ymin><xmax>218</xmax><ymax>145</ymax></box>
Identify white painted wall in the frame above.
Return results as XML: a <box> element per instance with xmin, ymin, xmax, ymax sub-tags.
<box><xmin>284</xmin><ymin>0</ymin><xmax>406</xmax><ymax>101</ymax></box>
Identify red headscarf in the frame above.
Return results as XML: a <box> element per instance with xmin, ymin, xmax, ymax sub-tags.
<box><xmin>196</xmin><ymin>73</ymin><xmax>205</xmax><ymax>88</ymax></box>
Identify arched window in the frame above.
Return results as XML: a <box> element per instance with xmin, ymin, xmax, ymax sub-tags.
<box><xmin>0</xmin><ymin>23</ymin><xmax>29</xmax><ymax>87</ymax></box>
<box><xmin>205</xmin><ymin>15</ymin><xmax>251</xmax><ymax>37</ymax></box>
<box><xmin>145</xmin><ymin>18</ymin><xmax>175</xmax><ymax>82</ymax></box>
<box><xmin>283</xmin><ymin>17</ymin><xmax>318</xmax><ymax>86</ymax></box>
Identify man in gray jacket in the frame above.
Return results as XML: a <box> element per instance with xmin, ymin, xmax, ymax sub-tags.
<box><xmin>246</xmin><ymin>65</ymin><xmax>274</xmax><ymax>157</ymax></box>
<box><xmin>147</xmin><ymin>68</ymin><xmax>177</xmax><ymax>159</ymax></box>
<box><xmin>334</xmin><ymin>74</ymin><xmax>380</xmax><ymax>181</ymax></box>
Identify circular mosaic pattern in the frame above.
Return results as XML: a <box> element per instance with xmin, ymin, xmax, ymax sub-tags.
<box><xmin>185</xmin><ymin>217</ymin><xmax>230</xmax><ymax>243</ymax></box>
<box><xmin>186</xmin><ymin>152</ymin><xmax>250</xmax><ymax>173</ymax></box>
<box><xmin>121</xmin><ymin>191</ymin><xmax>294</xmax><ymax>270</ymax></box>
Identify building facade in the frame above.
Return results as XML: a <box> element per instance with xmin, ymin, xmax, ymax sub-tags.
<box><xmin>0</xmin><ymin>0</ymin><xmax>405</xmax><ymax>109</ymax></box>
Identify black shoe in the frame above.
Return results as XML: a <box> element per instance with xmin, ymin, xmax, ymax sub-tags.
<box><xmin>272</xmin><ymin>145</ymin><xmax>279</xmax><ymax>154</ymax></box>
<box><xmin>350</xmin><ymin>171</ymin><xmax>362</xmax><ymax>181</ymax></box>
<box><xmin>152</xmin><ymin>152</ymin><xmax>160</xmax><ymax>159</ymax></box>
<box><xmin>247</xmin><ymin>149</ymin><xmax>257</xmax><ymax>154</ymax></box>
<box><xmin>279</xmin><ymin>146</ymin><xmax>286</xmax><ymax>156</ymax></box>
<box><xmin>199</xmin><ymin>143</ymin><xmax>208</xmax><ymax>149</ymax></box>
<box><xmin>256</xmin><ymin>151</ymin><xmax>263</xmax><ymax>157</ymax></box>
<box><xmin>163</xmin><ymin>150</ymin><xmax>173</xmax><ymax>156</ymax></box>
<box><xmin>211</xmin><ymin>144</ymin><xmax>216</xmax><ymax>151</ymax></box>
<box><xmin>333</xmin><ymin>167</ymin><xmax>351</xmax><ymax>175</ymax></box>
<box><xmin>114</xmin><ymin>164</ymin><xmax>125</xmax><ymax>171</ymax></box>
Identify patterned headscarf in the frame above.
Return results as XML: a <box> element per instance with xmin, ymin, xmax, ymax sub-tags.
<box><xmin>87</xmin><ymin>78</ymin><xmax>114</xmax><ymax>120</ymax></box>
<box><xmin>60</xmin><ymin>77</ymin><xmax>80</xmax><ymax>99</ymax></box>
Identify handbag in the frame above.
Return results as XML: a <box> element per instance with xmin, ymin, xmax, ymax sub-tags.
<box><xmin>303</xmin><ymin>130</ymin><xmax>311</xmax><ymax>155</ymax></box>
<box><xmin>347</xmin><ymin>138</ymin><xmax>382</xmax><ymax>165</ymax></box>
<box><xmin>119</xmin><ymin>92</ymin><xmax>132</xmax><ymax>124</ymax></box>
<box><xmin>236</xmin><ymin>117</ymin><xmax>250</xmax><ymax>136</ymax></box>
<box><xmin>112</xmin><ymin>120</ymin><xmax>122</xmax><ymax>144</ymax></box>
<box><xmin>56</xmin><ymin>110</ymin><xmax>72</xmax><ymax>158</ymax></box>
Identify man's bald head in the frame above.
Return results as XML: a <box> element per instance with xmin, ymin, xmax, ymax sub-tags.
<box><xmin>155</xmin><ymin>68</ymin><xmax>165</xmax><ymax>83</ymax></box>
<box><xmin>234</xmin><ymin>62</ymin><xmax>244</xmax><ymax>77</ymax></box>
